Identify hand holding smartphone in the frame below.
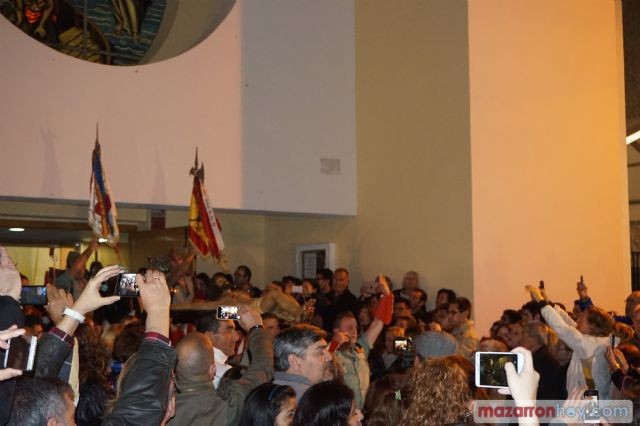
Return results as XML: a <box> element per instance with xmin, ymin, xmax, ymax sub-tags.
<box><xmin>217</xmin><ymin>305</ymin><xmax>240</xmax><ymax>320</ymax></box>
<box><xmin>3</xmin><ymin>335</ymin><xmax>37</xmax><ymax>371</ymax></box>
<box><xmin>100</xmin><ymin>273</ymin><xmax>139</xmax><ymax>298</ymax></box>
<box><xmin>583</xmin><ymin>389</ymin><xmax>599</xmax><ymax>423</ymax></box>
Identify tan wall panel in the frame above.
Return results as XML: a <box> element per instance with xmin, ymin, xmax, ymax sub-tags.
<box><xmin>469</xmin><ymin>0</ymin><xmax>630</xmax><ymax>335</ymax></box>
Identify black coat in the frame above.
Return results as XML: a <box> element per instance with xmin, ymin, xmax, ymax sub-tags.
<box><xmin>532</xmin><ymin>345</ymin><xmax>568</xmax><ymax>400</ymax></box>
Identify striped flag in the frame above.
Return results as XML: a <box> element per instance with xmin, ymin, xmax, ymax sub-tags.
<box><xmin>88</xmin><ymin>132</ymin><xmax>119</xmax><ymax>247</ymax></box>
<box><xmin>188</xmin><ymin>150</ymin><xmax>227</xmax><ymax>269</ymax></box>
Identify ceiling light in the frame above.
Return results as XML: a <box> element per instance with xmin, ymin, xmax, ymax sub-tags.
<box><xmin>98</xmin><ymin>238</ymin><xmax>108</xmax><ymax>243</ymax></box>
<box><xmin>8</xmin><ymin>228</ymin><xmax>25</xmax><ymax>232</ymax></box>
<box><xmin>627</xmin><ymin>130</ymin><xmax>640</xmax><ymax>145</ymax></box>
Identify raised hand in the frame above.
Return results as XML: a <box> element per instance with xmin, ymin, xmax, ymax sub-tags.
<box><xmin>0</xmin><ymin>246</ymin><xmax>21</xmax><ymax>301</ymax></box>
<box><xmin>73</xmin><ymin>265</ymin><xmax>123</xmax><ymax>315</ymax></box>
<box><xmin>45</xmin><ymin>283</ymin><xmax>73</xmax><ymax>325</ymax></box>
<box><xmin>525</xmin><ymin>285</ymin><xmax>544</xmax><ymax>303</ymax></box>
<box><xmin>502</xmin><ymin>346</ymin><xmax>540</xmax><ymax>402</ymax></box>
<box><xmin>238</xmin><ymin>304</ymin><xmax>263</xmax><ymax>332</ymax></box>
<box><xmin>377</xmin><ymin>274</ymin><xmax>391</xmax><ymax>296</ymax></box>
<box><xmin>138</xmin><ymin>269</ymin><xmax>171</xmax><ymax>336</ymax></box>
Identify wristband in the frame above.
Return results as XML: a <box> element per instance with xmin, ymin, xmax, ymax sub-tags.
<box><xmin>63</xmin><ymin>307</ymin><xmax>85</xmax><ymax>323</ymax></box>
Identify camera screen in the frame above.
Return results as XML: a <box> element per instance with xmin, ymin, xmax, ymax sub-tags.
<box><xmin>478</xmin><ymin>352</ymin><xmax>517</xmax><ymax>387</ymax></box>
<box><xmin>217</xmin><ymin>306</ymin><xmax>240</xmax><ymax>320</ymax></box>
<box><xmin>394</xmin><ymin>338</ymin><xmax>409</xmax><ymax>351</ymax></box>
<box><xmin>20</xmin><ymin>286</ymin><xmax>47</xmax><ymax>305</ymax></box>
<box><xmin>116</xmin><ymin>273</ymin><xmax>139</xmax><ymax>297</ymax></box>
<box><xmin>4</xmin><ymin>335</ymin><xmax>37</xmax><ymax>371</ymax></box>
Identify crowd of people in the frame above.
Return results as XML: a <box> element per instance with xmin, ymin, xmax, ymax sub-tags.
<box><xmin>1</xmin><ymin>240</ymin><xmax>640</xmax><ymax>425</ymax></box>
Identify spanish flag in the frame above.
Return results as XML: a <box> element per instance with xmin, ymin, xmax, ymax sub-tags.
<box><xmin>188</xmin><ymin>150</ymin><xmax>227</xmax><ymax>269</ymax></box>
<box><xmin>88</xmin><ymin>130</ymin><xmax>120</xmax><ymax>247</ymax></box>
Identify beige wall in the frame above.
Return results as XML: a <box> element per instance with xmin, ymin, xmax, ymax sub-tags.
<box><xmin>259</xmin><ymin>0</ymin><xmax>474</xmax><ymax>302</ymax></box>
<box><xmin>351</xmin><ymin>0</ymin><xmax>474</xmax><ymax>300</ymax></box>
<box><xmin>468</xmin><ymin>0</ymin><xmax>630</xmax><ymax>334</ymax></box>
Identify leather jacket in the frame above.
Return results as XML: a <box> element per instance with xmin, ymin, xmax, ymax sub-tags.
<box><xmin>35</xmin><ymin>329</ymin><xmax>177</xmax><ymax>425</ymax></box>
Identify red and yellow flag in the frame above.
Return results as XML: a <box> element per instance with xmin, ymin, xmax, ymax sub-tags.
<box><xmin>188</xmin><ymin>151</ymin><xmax>227</xmax><ymax>269</ymax></box>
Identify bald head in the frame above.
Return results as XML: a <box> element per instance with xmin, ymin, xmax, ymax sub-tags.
<box><xmin>175</xmin><ymin>333</ymin><xmax>215</xmax><ymax>382</ymax></box>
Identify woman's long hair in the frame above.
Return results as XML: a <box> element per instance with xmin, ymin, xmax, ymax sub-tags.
<box><xmin>399</xmin><ymin>356</ymin><xmax>474</xmax><ymax>426</ymax></box>
<box><xmin>238</xmin><ymin>383</ymin><xmax>295</xmax><ymax>426</ymax></box>
<box><xmin>292</xmin><ymin>380</ymin><xmax>354</xmax><ymax>426</ymax></box>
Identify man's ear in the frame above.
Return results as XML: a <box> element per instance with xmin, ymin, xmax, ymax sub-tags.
<box><xmin>204</xmin><ymin>331</ymin><xmax>215</xmax><ymax>344</ymax></box>
<box><xmin>208</xmin><ymin>363</ymin><xmax>216</xmax><ymax>380</ymax></box>
<box><xmin>288</xmin><ymin>353</ymin><xmax>301</xmax><ymax>372</ymax></box>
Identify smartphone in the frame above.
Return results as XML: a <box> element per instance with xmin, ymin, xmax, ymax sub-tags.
<box><xmin>475</xmin><ymin>351</ymin><xmax>523</xmax><ymax>388</ymax></box>
<box><xmin>216</xmin><ymin>305</ymin><xmax>240</xmax><ymax>320</ymax></box>
<box><xmin>115</xmin><ymin>273</ymin><xmax>139</xmax><ymax>297</ymax></box>
<box><xmin>539</xmin><ymin>280</ymin><xmax>544</xmax><ymax>290</ymax></box>
<box><xmin>394</xmin><ymin>337</ymin><xmax>409</xmax><ymax>351</ymax></box>
<box><xmin>3</xmin><ymin>335</ymin><xmax>37</xmax><ymax>371</ymax></box>
<box><xmin>19</xmin><ymin>285</ymin><xmax>47</xmax><ymax>305</ymax></box>
<box><xmin>610</xmin><ymin>333</ymin><xmax>616</xmax><ymax>349</ymax></box>
<box><xmin>363</xmin><ymin>281</ymin><xmax>376</xmax><ymax>294</ymax></box>
<box><xmin>583</xmin><ymin>389</ymin><xmax>599</xmax><ymax>423</ymax></box>
<box><xmin>291</xmin><ymin>285</ymin><xmax>303</xmax><ymax>294</ymax></box>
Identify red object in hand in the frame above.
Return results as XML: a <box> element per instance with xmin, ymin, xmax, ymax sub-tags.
<box><xmin>374</xmin><ymin>293</ymin><xmax>394</xmax><ymax>325</ymax></box>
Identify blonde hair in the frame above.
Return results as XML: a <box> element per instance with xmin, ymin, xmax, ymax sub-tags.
<box><xmin>399</xmin><ymin>356</ymin><xmax>473</xmax><ymax>426</ymax></box>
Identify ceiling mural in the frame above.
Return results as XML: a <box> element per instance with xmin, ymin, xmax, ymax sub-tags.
<box><xmin>0</xmin><ymin>0</ymin><xmax>166</xmax><ymax>65</ymax></box>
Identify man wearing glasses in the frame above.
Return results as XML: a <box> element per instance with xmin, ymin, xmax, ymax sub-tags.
<box><xmin>448</xmin><ymin>297</ymin><xmax>479</xmax><ymax>359</ymax></box>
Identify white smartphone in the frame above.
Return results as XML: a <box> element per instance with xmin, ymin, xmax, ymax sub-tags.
<box><xmin>291</xmin><ymin>285</ymin><xmax>303</xmax><ymax>294</ymax></box>
<box><xmin>216</xmin><ymin>305</ymin><xmax>240</xmax><ymax>320</ymax></box>
<box><xmin>475</xmin><ymin>351</ymin><xmax>523</xmax><ymax>388</ymax></box>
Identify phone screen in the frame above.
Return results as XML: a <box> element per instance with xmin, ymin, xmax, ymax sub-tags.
<box><xmin>115</xmin><ymin>273</ymin><xmax>139</xmax><ymax>297</ymax></box>
<box><xmin>20</xmin><ymin>286</ymin><xmax>47</xmax><ymax>305</ymax></box>
<box><xmin>4</xmin><ymin>335</ymin><xmax>37</xmax><ymax>371</ymax></box>
<box><xmin>477</xmin><ymin>352</ymin><xmax>518</xmax><ymax>388</ymax></box>
<box><xmin>216</xmin><ymin>306</ymin><xmax>240</xmax><ymax>320</ymax></box>
<box><xmin>583</xmin><ymin>389</ymin><xmax>599</xmax><ymax>422</ymax></box>
<box><xmin>394</xmin><ymin>337</ymin><xmax>409</xmax><ymax>351</ymax></box>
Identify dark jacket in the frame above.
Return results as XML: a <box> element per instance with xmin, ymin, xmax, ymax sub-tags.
<box><xmin>272</xmin><ymin>372</ymin><xmax>313</xmax><ymax>401</ymax></box>
<box><xmin>35</xmin><ymin>329</ymin><xmax>177</xmax><ymax>426</ymax></box>
<box><xmin>170</xmin><ymin>328</ymin><xmax>273</xmax><ymax>426</ymax></box>
<box><xmin>0</xmin><ymin>296</ymin><xmax>24</xmax><ymax>426</ymax></box>
<box><xmin>532</xmin><ymin>345</ymin><xmax>567</xmax><ymax>400</ymax></box>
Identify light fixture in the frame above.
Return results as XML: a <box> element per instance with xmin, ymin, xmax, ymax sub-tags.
<box><xmin>8</xmin><ymin>227</ymin><xmax>25</xmax><ymax>232</ymax></box>
<box><xmin>98</xmin><ymin>238</ymin><xmax>108</xmax><ymax>243</ymax></box>
<box><xmin>627</xmin><ymin>130</ymin><xmax>640</xmax><ymax>145</ymax></box>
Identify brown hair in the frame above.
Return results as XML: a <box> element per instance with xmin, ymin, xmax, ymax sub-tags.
<box><xmin>399</xmin><ymin>356</ymin><xmax>473</xmax><ymax>426</ymax></box>
<box><xmin>585</xmin><ymin>306</ymin><xmax>614</xmax><ymax>337</ymax></box>
<box><xmin>364</xmin><ymin>374</ymin><xmax>409</xmax><ymax>426</ymax></box>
